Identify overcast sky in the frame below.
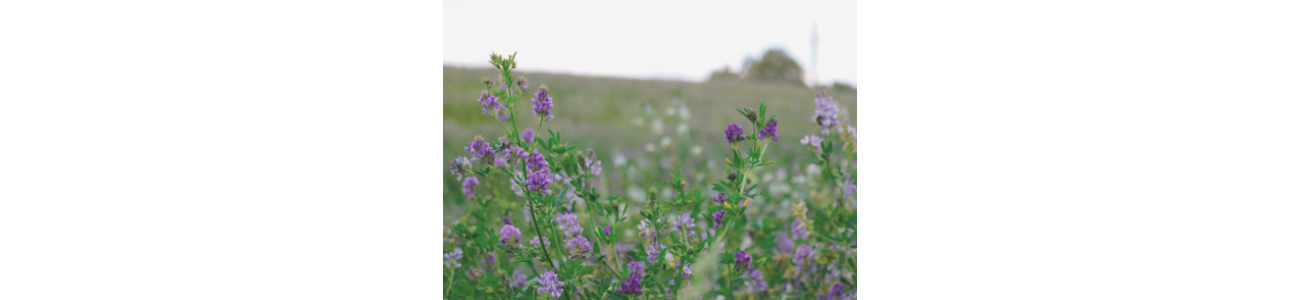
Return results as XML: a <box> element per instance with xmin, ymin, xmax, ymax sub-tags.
<box><xmin>444</xmin><ymin>0</ymin><xmax>856</xmax><ymax>86</ymax></box>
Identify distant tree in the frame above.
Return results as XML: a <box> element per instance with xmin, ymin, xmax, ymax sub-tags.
<box><xmin>742</xmin><ymin>48</ymin><xmax>805</xmax><ymax>86</ymax></box>
<box><xmin>708</xmin><ymin>66</ymin><xmax>742</xmax><ymax>82</ymax></box>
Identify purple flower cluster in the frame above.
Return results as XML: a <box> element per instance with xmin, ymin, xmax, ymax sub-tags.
<box><xmin>510</xmin><ymin>269</ymin><xmax>527</xmax><ymax>290</ymax></box>
<box><xmin>537</xmin><ymin>268</ymin><xmax>564</xmax><ymax>298</ymax></box>
<box><xmin>498</xmin><ymin>223</ymin><xmax>521</xmax><ymax>244</ymax></box>
<box><xmin>724</xmin><ymin>123</ymin><xmax>745</xmax><ymax>145</ymax></box>
<box><xmin>566</xmin><ymin>236</ymin><xmax>591</xmax><ymax>258</ymax></box>
<box><xmin>477</xmin><ymin>91</ymin><xmax>501</xmax><ymax>116</ymax></box>
<box><xmin>526</xmin><ymin>152</ymin><xmax>548</xmax><ymax>173</ymax></box>
<box><xmin>449</xmin><ymin>156</ymin><xmax>471</xmax><ymax>179</ymax></box>
<box><xmin>777</xmin><ymin>232</ymin><xmax>795</xmax><ymax>254</ymax></box>
<box><xmin>443</xmin><ymin>248</ymin><xmax>463</xmax><ymax>268</ymax></box>
<box><xmin>554</xmin><ymin>213</ymin><xmax>583</xmax><ymax>237</ymax></box>
<box><xmin>465</xmin><ymin>138</ymin><xmax>492</xmax><ymax>162</ymax></box>
<box><xmin>844</xmin><ymin>177</ymin><xmax>857</xmax><ymax>200</ymax></box>
<box><xmin>759</xmin><ymin>118</ymin><xmax>779</xmax><ymax>141</ymax></box>
<box><xmin>521</xmin><ymin>128</ymin><xmax>536</xmax><ymax>144</ymax></box>
<box><xmin>714</xmin><ymin>192</ymin><xmax>727</xmax><ymax>204</ymax></box>
<box><xmin>462</xmin><ymin>176</ymin><xmax>479</xmax><ymax>200</ymax></box>
<box><xmin>617</xmin><ymin>262</ymin><xmax>645</xmax><ymax>295</ymax></box>
<box><xmin>526</xmin><ymin>170</ymin><xmax>552</xmax><ymax>194</ymax></box>
<box><xmin>712</xmin><ymin>211</ymin><xmax>726</xmax><ymax>228</ymax></box>
<box><xmin>531</xmin><ymin>236</ymin><xmax>550</xmax><ymax>248</ymax></box>
<box><xmin>801</xmin><ymin>135</ymin><xmax>824</xmax><ymax>152</ymax></box>
<box><xmin>793</xmin><ymin>244</ymin><xmax>816</xmax><ymax>285</ymax></box>
<box><xmin>646</xmin><ymin>237</ymin><xmax>665</xmax><ymax>264</ymax></box>
<box><xmin>743</xmin><ymin>268</ymin><xmax>768</xmax><ymax>294</ymax></box>
<box><xmin>792</xmin><ymin>220</ymin><xmax>809</xmax><ymax>240</ymax></box>
<box><xmin>517</xmin><ymin>78</ymin><xmax>529</xmax><ymax>90</ymax></box>
<box><xmin>734</xmin><ymin>250</ymin><xmax>753</xmax><ymax>271</ymax></box>
<box><xmin>814</xmin><ymin>91</ymin><xmax>839</xmax><ymax>135</ymax></box>
<box><xmin>817</xmin><ymin>283</ymin><xmax>850</xmax><ymax>300</ymax></box>
<box><xmin>531</xmin><ymin>86</ymin><xmax>555</xmax><ymax>121</ymax></box>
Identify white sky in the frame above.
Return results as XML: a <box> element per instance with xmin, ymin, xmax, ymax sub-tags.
<box><xmin>444</xmin><ymin>0</ymin><xmax>856</xmax><ymax>86</ymax></box>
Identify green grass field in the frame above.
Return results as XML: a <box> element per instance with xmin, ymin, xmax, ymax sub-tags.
<box><xmin>443</xmin><ymin>65</ymin><xmax>857</xmax><ymax>162</ymax></box>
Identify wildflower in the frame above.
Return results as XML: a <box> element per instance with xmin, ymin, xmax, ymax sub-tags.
<box><xmin>449</xmin><ymin>156</ymin><xmax>471</xmax><ymax>179</ymax></box>
<box><xmin>503</xmin><ymin>217</ymin><xmax>511</xmax><ymax>226</ymax></box>
<box><xmin>521</xmin><ymin>128</ymin><xmax>536</xmax><ymax>144</ymax></box>
<box><xmin>462</xmin><ymin>176</ymin><xmax>479</xmax><ymax>200</ymax></box>
<box><xmin>758</xmin><ymin>118</ymin><xmax>779</xmax><ymax>141</ymax></box>
<box><xmin>517</xmin><ymin>78</ymin><xmax>529</xmax><ymax>90</ymax></box>
<box><xmin>734</xmin><ymin>250</ymin><xmax>752</xmax><ymax>271</ymax></box>
<box><xmin>531</xmin><ymin>86</ymin><xmax>555</xmax><ymax>121</ymax></box>
<box><xmin>526</xmin><ymin>152</ymin><xmax>548</xmax><ymax>173</ymax></box>
<box><xmin>844</xmin><ymin>177</ymin><xmax>856</xmax><ymax>200</ymax></box>
<box><xmin>793</xmin><ymin>244</ymin><xmax>815</xmax><ymax>274</ymax></box>
<box><xmin>604</xmin><ymin>226</ymin><xmax>612</xmax><ymax>236</ymax></box>
<box><xmin>510</xmin><ymin>269</ymin><xmax>527</xmax><ymax>289</ymax></box>
<box><xmin>673</xmin><ymin>212</ymin><xmax>696</xmax><ymax>236</ymax></box>
<box><xmin>554</xmin><ymin>213</ymin><xmax>583</xmax><ymax>237</ymax></box>
<box><xmin>724</xmin><ymin>123</ymin><xmax>745</xmax><ymax>145</ymax></box>
<box><xmin>537</xmin><ymin>269</ymin><xmax>564</xmax><ymax>298</ymax></box>
<box><xmin>496</xmin><ymin>110</ymin><xmax>510</xmax><ymax>122</ymax></box>
<box><xmin>817</xmin><ymin>283</ymin><xmax>847</xmax><ymax>300</ymax></box>
<box><xmin>443</xmin><ymin>248</ymin><xmax>463</xmax><ymax>268</ymax></box>
<box><xmin>617</xmin><ymin>262</ymin><xmax>646</xmax><ymax>295</ymax></box>
<box><xmin>486</xmin><ymin>253</ymin><xmax>496</xmax><ymax>265</ymax></box>
<box><xmin>777</xmin><ymin>232</ymin><xmax>794</xmax><ymax>254</ymax></box>
<box><xmin>531</xmin><ymin>236</ymin><xmax>550</xmax><ymax>248</ymax></box>
<box><xmin>465</xmin><ymin>137</ymin><xmax>492</xmax><ymax>161</ymax></box>
<box><xmin>743</xmin><ymin>268</ymin><xmax>768</xmax><ymax>294</ymax></box>
<box><xmin>792</xmin><ymin>220</ymin><xmax>809</xmax><ymax>240</ymax></box>
<box><xmin>714</xmin><ymin>192</ymin><xmax>727</xmax><ymax>204</ymax></box>
<box><xmin>712</xmin><ymin>211</ymin><xmax>726</xmax><ymax>228</ymax></box>
<box><xmin>590</xmin><ymin>160</ymin><xmax>602</xmax><ymax>176</ymax></box>
<box><xmin>566</xmin><ymin>236</ymin><xmax>591</xmax><ymax>258</ymax></box>
<box><xmin>498</xmin><ymin>224</ymin><xmax>521</xmax><ymax>244</ymax></box>
<box><xmin>814</xmin><ymin>91</ymin><xmax>839</xmax><ymax>134</ymax></box>
<box><xmin>646</xmin><ymin>237</ymin><xmax>664</xmax><ymax>264</ymax></box>
<box><xmin>477</xmin><ymin>91</ymin><xmax>501</xmax><ymax>116</ymax></box>
<box><xmin>526</xmin><ymin>170</ymin><xmax>552</xmax><ymax>194</ymax></box>
<box><xmin>683</xmin><ymin>264</ymin><xmax>694</xmax><ymax>279</ymax></box>
<box><xmin>801</xmin><ymin>135</ymin><xmax>824</xmax><ymax>152</ymax></box>
<box><xmin>637</xmin><ymin>219</ymin><xmax>654</xmax><ymax>240</ymax></box>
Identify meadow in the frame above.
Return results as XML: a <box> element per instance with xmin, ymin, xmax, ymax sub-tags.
<box><xmin>443</xmin><ymin>54</ymin><xmax>857</xmax><ymax>299</ymax></box>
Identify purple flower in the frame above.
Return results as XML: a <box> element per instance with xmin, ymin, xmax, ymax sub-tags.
<box><xmin>531</xmin><ymin>236</ymin><xmax>550</xmax><ymax>248</ymax></box>
<box><xmin>777</xmin><ymin>233</ymin><xmax>794</xmax><ymax>254</ymax></box>
<box><xmin>743</xmin><ymin>268</ymin><xmax>768</xmax><ymax>294</ymax></box>
<box><xmin>673</xmin><ymin>212</ymin><xmax>696</xmax><ymax>235</ymax></box>
<box><xmin>531</xmin><ymin>86</ymin><xmax>555</xmax><ymax>121</ymax></box>
<box><xmin>792</xmin><ymin>220</ymin><xmax>808</xmax><ymax>240</ymax></box>
<box><xmin>465</xmin><ymin>137</ymin><xmax>496</xmax><ymax>163</ymax></box>
<box><xmin>646</xmin><ymin>237</ymin><xmax>664</xmax><ymax>264</ymax></box>
<box><xmin>724</xmin><ymin>123</ymin><xmax>745</xmax><ymax>145</ymax></box>
<box><xmin>462</xmin><ymin>176</ymin><xmax>479</xmax><ymax>200</ymax></box>
<box><xmin>498</xmin><ymin>224</ymin><xmax>521</xmax><ymax>244</ymax></box>
<box><xmin>758</xmin><ymin>118</ymin><xmax>779</xmax><ymax>141</ymax></box>
<box><xmin>486</xmin><ymin>252</ymin><xmax>497</xmax><ymax>265</ymax></box>
<box><xmin>496</xmin><ymin>110</ymin><xmax>510</xmax><ymax>122</ymax></box>
<box><xmin>714</xmin><ymin>192</ymin><xmax>727</xmax><ymax>204</ymax></box>
<box><xmin>734</xmin><ymin>250</ymin><xmax>753</xmax><ymax>271</ymax></box>
<box><xmin>566</xmin><ymin>236</ymin><xmax>591</xmax><ymax>258</ymax></box>
<box><xmin>503</xmin><ymin>217</ymin><xmax>511</xmax><ymax>226</ymax></box>
<box><xmin>443</xmin><ymin>248</ymin><xmax>463</xmax><ymax>268</ymax></box>
<box><xmin>814</xmin><ymin>91</ymin><xmax>839</xmax><ymax>135</ymax></box>
<box><xmin>526</xmin><ymin>170</ymin><xmax>553</xmax><ymax>194</ymax></box>
<box><xmin>712</xmin><ymin>211</ymin><xmax>726</xmax><ymax>228</ymax></box>
<box><xmin>589</xmin><ymin>160</ymin><xmax>602</xmax><ymax>176</ymax></box>
<box><xmin>510</xmin><ymin>269</ymin><xmax>527</xmax><ymax>289</ymax></box>
<box><xmin>800</xmin><ymin>135</ymin><xmax>824</xmax><ymax>152</ymax></box>
<box><xmin>537</xmin><ymin>268</ymin><xmax>564</xmax><ymax>298</ymax></box>
<box><xmin>817</xmin><ymin>283</ymin><xmax>846</xmax><ymax>300</ymax></box>
<box><xmin>517</xmin><ymin>78</ymin><xmax>529</xmax><ymax>90</ymax></box>
<box><xmin>521</xmin><ymin>128</ymin><xmax>536</xmax><ymax>144</ymax></box>
<box><xmin>449</xmin><ymin>156</ymin><xmax>471</xmax><ymax>179</ymax></box>
<box><xmin>478</xmin><ymin>91</ymin><xmax>501</xmax><ymax>116</ymax></box>
<box><xmin>604</xmin><ymin>226</ymin><xmax>612</xmax><ymax>235</ymax></box>
<box><xmin>526</xmin><ymin>152</ymin><xmax>548</xmax><ymax>173</ymax></box>
<box><xmin>793</xmin><ymin>244</ymin><xmax>815</xmax><ymax>272</ymax></box>
<box><xmin>683</xmin><ymin>264</ymin><xmax>694</xmax><ymax>279</ymax></box>
<box><xmin>554</xmin><ymin>213</ymin><xmax>583</xmax><ymax>237</ymax></box>
<box><xmin>617</xmin><ymin>262</ymin><xmax>646</xmax><ymax>295</ymax></box>
<box><xmin>844</xmin><ymin>177</ymin><xmax>856</xmax><ymax>200</ymax></box>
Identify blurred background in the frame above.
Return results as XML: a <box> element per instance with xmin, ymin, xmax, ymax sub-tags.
<box><xmin>444</xmin><ymin>0</ymin><xmax>857</xmax><ymax>218</ymax></box>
